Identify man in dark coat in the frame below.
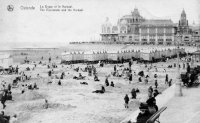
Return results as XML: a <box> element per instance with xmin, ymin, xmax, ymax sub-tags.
<box><xmin>129</xmin><ymin>74</ymin><xmax>132</xmax><ymax>84</ymax></box>
<box><xmin>165</xmin><ymin>74</ymin><xmax>168</xmax><ymax>84</ymax></box>
<box><xmin>187</xmin><ymin>63</ymin><xmax>190</xmax><ymax>73</ymax></box>
<box><xmin>48</xmin><ymin>70</ymin><xmax>52</xmax><ymax>77</ymax></box>
<box><xmin>58</xmin><ymin>80</ymin><xmax>61</xmax><ymax>86</ymax></box>
<box><xmin>136</xmin><ymin>103</ymin><xmax>152</xmax><ymax>123</ymax></box>
<box><xmin>131</xmin><ymin>88</ymin><xmax>137</xmax><ymax>99</ymax></box>
<box><xmin>124</xmin><ymin>94</ymin><xmax>129</xmax><ymax>108</ymax></box>
<box><xmin>148</xmin><ymin>86</ymin><xmax>153</xmax><ymax>98</ymax></box>
<box><xmin>1</xmin><ymin>91</ymin><xmax>8</xmax><ymax>109</ymax></box>
<box><xmin>138</xmin><ymin>77</ymin><xmax>142</xmax><ymax>82</ymax></box>
<box><xmin>105</xmin><ymin>78</ymin><xmax>109</xmax><ymax>86</ymax></box>
<box><xmin>129</xmin><ymin>60</ymin><xmax>132</xmax><ymax>68</ymax></box>
<box><xmin>114</xmin><ymin>65</ymin><xmax>116</xmax><ymax>72</ymax></box>
<box><xmin>146</xmin><ymin>97</ymin><xmax>158</xmax><ymax>114</ymax></box>
<box><xmin>153</xmin><ymin>89</ymin><xmax>160</xmax><ymax>97</ymax></box>
<box><xmin>155</xmin><ymin>80</ymin><xmax>158</xmax><ymax>88</ymax></box>
<box><xmin>168</xmin><ymin>79</ymin><xmax>172</xmax><ymax>87</ymax></box>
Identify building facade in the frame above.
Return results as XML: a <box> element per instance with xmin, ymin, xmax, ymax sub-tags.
<box><xmin>191</xmin><ymin>27</ymin><xmax>200</xmax><ymax>45</ymax></box>
<box><xmin>139</xmin><ymin>20</ymin><xmax>175</xmax><ymax>45</ymax></box>
<box><xmin>177</xmin><ymin>9</ymin><xmax>193</xmax><ymax>45</ymax></box>
<box><xmin>100</xmin><ymin>8</ymin><xmax>176</xmax><ymax>45</ymax></box>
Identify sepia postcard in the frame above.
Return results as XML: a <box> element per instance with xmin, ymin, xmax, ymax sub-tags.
<box><xmin>0</xmin><ymin>0</ymin><xmax>200</xmax><ymax>123</ymax></box>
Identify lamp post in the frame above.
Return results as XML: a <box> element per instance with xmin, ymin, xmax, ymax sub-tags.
<box><xmin>175</xmin><ymin>32</ymin><xmax>183</xmax><ymax>96</ymax></box>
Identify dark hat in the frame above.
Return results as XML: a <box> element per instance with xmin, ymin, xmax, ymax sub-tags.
<box><xmin>139</xmin><ymin>103</ymin><xmax>148</xmax><ymax>110</ymax></box>
<box><xmin>146</xmin><ymin>97</ymin><xmax>156</xmax><ymax>106</ymax></box>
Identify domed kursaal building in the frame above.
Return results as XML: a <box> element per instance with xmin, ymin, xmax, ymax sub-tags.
<box><xmin>100</xmin><ymin>8</ymin><xmax>194</xmax><ymax>45</ymax></box>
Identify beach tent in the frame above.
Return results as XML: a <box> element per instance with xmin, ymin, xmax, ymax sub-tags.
<box><xmin>94</xmin><ymin>51</ymin><xmax>100</xmax><ymax>61</ymax></box>
<box><xmin>72</xmin><ymin>51</ymin><xmax>78</xmax><ymax>61</ymax></box>
<box><xmin>135</xmin><ymin>50</ymin><xmax>141</xmax><ymax>59</ymax></box>
<box><xmin>101</xmin><ymin>50</ymin><xmax>108</xmax><ymax>60</ymax></box>
<box><xmin>84</xmin><ymin>51</ymin><xmax>95</xmax><ymax>61</ymax></box>
<box><xmin>140</xmin><ymin>50</ymin><xmax>152</xmax><ymax>61</ymax></box>
<box><xmin>124</xmin><ymin>50</ymin><xmax>130</xmax><ymax>60</ymax></box>
<box><xmin>154</xmin><ymin>50</ymin><xmax>159</xmax><ymax>59</ymax></box>
<box><xmin>127</xmin><ymin>50</ymin><xmax>132</xmax><ymax>59</ymax></box>
<box><xmin>0</xmin><ymin>54</ymin><xmax>13</xmax><ymax>69</ymax></box>
<box><xmin>92</xmin><ymin>51</ymin><xmax>98</xmax><ymax>61</ymax></box>
<box><xmin>107</xmin><ymin>50</ymin><xmax>118</xmax><ymax>61</ymax></box>
<box><xmin>61</xmin><ymin>52</ymin><xmax>73</xmax><ymax>61</ymax></box>
<box><xmin>98</xmin><ymin>50</ymin><xmax>104</xmax><ymax>61</ymax></box>
<box><xmin>118</xmin><ymin>50</ymin><xmax>123</xmax><ymax>60</ymax></box>
<box><xmin>75</xmin><ymin>51</ymin><xmax>84</xmax><ymax>61</ymax></box>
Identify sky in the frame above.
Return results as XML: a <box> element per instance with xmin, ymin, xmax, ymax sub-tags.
<box><xmin>0</xmin><ymin>0</ymin><xmax>199</xmax><ymax>48</ymax></box>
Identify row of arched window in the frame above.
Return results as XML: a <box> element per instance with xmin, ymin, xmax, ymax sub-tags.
<box><xmin>126</xmin><ymin>18</ymin><xmax>142</xmax><ymax>23</ymax></box>
<box><xmin>102</xmin><ymin>26</ymin><xmax>127</xmax><ymax>33</ymax></box>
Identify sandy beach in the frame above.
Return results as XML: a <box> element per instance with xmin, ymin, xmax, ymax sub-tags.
<box><xmin>0</xmin><ymin>44</ymin><xmax>197</xmax><ymax>123</ymax></box>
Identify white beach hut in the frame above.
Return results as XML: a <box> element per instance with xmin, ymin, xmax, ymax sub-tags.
<box><xmin>84</xmin><ymin>51</ymin><xmax>95</xmax><ymax>61</ymax></box>
<box><xmin>140</xmin><ymin>50</ymin><xmax>152</xmax><ymax>61</ymax></box>
<box><xmin>107</xmin><ymin>50</ymin><xmax>118</xmax><ymax>61</ymax></box>
<box><xmin>76</xmin><ymin>51</ymin><xmax>83</xmax><ymax>61</ymax></box>
<box><xmin>135</xmin><ymin>50</ymin><xmax>141</xmax><ymax>59</ymax></box>
<box><xmin>61</xmin><ymin>52</ymin><xmax>73</xmax><ymax>61</ymax></box>
<box><xmin>0</xmin><ymin>53</ymin><xmax>13</xmax><ymax>69</ymax></box>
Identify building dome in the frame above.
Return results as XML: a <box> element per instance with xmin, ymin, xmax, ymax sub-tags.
<box><xmin>102</xmin><ymin>17</ymin><xmax>112</xmax><ymax>27</ymax></box>
<box><xmin>132</xmin><ymin>8</ymin><xmax>140</xmax><ymax>16</ymax></box>
<box><xmin>102</xmin><ymin>17</ymin><xmax>112</xmax><ymax>34</ymax></box>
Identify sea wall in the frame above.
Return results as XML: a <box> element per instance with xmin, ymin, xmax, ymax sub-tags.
<box><xmin>120</xmin><ymin>84</ymin><xmax>176</xmax><ymax>123</ymax></box>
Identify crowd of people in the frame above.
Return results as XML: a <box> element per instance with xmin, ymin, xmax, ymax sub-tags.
<box><xmin>0</xmin><ymin>52</ymin><xmax>197</xmax><ymax>123</ymax></box>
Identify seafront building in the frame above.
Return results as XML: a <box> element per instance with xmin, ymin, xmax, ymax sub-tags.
<box><xmin>101</xmin><ymin>8</ymin><xmax>176</xmax><ymax>45</ymax></box>
<box><xmin>100</xmin><ymin>8</ymin><xmax>200</xmax><ymax>46</ymax></box>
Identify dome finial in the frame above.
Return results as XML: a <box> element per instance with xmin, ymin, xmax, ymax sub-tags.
<box><xmin>182</xmin><ymin>8</ymin><xmax>186</xmax><ymax>14</ymax></box>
